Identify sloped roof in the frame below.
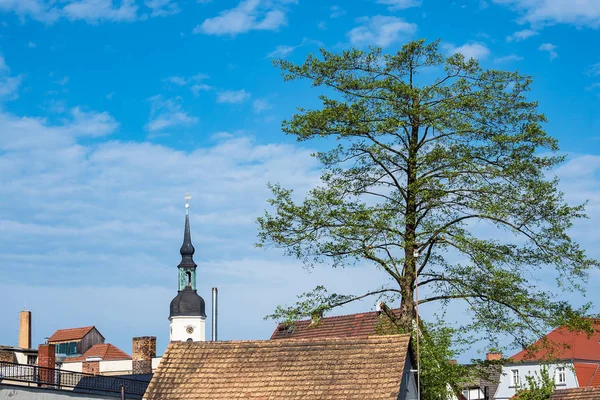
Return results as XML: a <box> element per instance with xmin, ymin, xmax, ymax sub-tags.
<box><xmin>144</xmin><ymin>335</ymin><xmax>412</xmax><ymax>400</ymax></box>
<box><xmin>575</xmin><ymin>363</ymin><xmax>600</xmax><ymax>388</ymax></box>
<box><xmin>48</xmin><ymin>326</ymin><xmax>97</xmax><ymax>342</ymax></box>
<box><xmin>550</xmin><ymin>387</ymin><xmax>600</xmax><ymax>399</ymax></box>
<box><xmin>64</xmin><ymin>343</ymin><xmax>131</xmax><ymax>363</ymax></box>
<box><xmin>270</xmin><ymin>309</ymin><xmax>400</xmax><ymax>340</ymax></box>
<box><xmin>510</xmin><ymin>321</ymin><xmax>600</xmax><ymax>362</ymax></box>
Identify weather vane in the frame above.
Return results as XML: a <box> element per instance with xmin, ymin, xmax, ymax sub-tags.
<box><xmin>185</xmin><ymin>192</ymin><xmax>191</xmax><ymax>215</ymax></box>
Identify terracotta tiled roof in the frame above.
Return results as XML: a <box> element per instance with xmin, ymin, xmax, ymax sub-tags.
<box><xmin>63</xmin><ymin>344</ymin><xmax>131</xmax><ymax>363</ymax></box>
<box><xmin>510</xmin><ymin>321</ymin><xmax>600</xmax><ymax>362</ymax></box>
<box><xmin>575</xmin><ymin>363</ymin><xmax>600</xmax><ymax>387</ymax></box>
<box><xmin>145</xmin><ymin>335</ymin><xmax>412</xmax><ymax>400</ymax></box>
<box><xmin>270</xmin><ymin>309</ymin><xmax>400</xmax><ymax>340</ymax></box>
<box><xmin>48</xmin><ymin>326</ymin><xmax>95</xmax><ymax>342</ymax></box>
<box><xmin>550</xmin><ymin>387</ymin><xmax>600</xmax><ymax>399</ymax></box>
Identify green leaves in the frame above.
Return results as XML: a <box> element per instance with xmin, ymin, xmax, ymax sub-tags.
<box><xmin>258</xmin><ymin>39</ymin><xmax>599</xmax><ymax>398</ymax></box>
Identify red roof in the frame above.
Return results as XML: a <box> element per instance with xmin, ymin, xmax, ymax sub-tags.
<box><xmin>48</xmin><ymin>326</ymin><xmax>96</xmax><ymax>342</ymax></box>
<box><xmin>270</xmin><ymin>309</ymin><xmax>399</xmax><ymax>340</ymax></box>
<box><xmin>64</xmin><ymin>344</ymin><xmax>131</xmax><ymax>363</ymax></box>
<box><xmin>510</xmin><ymin>321</ymin><xmax>600</xmax><ymax>362</ymax></box>
<box><xmin>574</xmin><ymin>363</ymin><xmax>600</xmax><ymax>387</ymax></box>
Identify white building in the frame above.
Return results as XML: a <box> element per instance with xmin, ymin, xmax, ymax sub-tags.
<box><xmin>495</xmin><ymin>322</ymin><xmax>600</xmax><ymax>399</ymax></box>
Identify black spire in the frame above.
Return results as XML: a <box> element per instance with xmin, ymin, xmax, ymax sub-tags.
<box><xmin>178</xmin><ymin>213</ymin><xmax>197</xmax><ymax>268</ymax></box>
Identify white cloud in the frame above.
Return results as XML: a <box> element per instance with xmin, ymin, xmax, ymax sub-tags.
<box><xmin>27</xmin><ymin>41</ymin><xmax>36</xmax><ymax>48</ymax></box>
<box><xmin>267</xmin><ymin>44</ymin><xmax>297</xmax><ymax>58</ymax></box>
<box><xmin>0</xmin><ymin>0</ymin><xmax>180</xmax><ymax>24</ymax></box>
<box><xmin>376</xmin><ymin>0</ymin><xmax>421</xmax><ymax>10</ymax></box>
<box><xmin>164</xmin><ymin>76</ymin><xmax>189</xmax><ymax>86</ymax></box>
<box><xmin>587</xmin><ymin>62</ymin><xmax>600</xmax><ymax>76</ymax></box>
<box><xmin>63</xmin><ymin>0</ymin><xmax>139</xmax><ymax>23</ymax></box>
<box><xmin>506</xmin><ymin>29</ymin><xmax>538</xmax><ymax>42</ymax></box>
<box><xmin>539</xmin><ymin>42</ymin><xmax>557</xmax><ymax>60</ymax></box>
<box><xmin>163</xmin><ymin>74</ymin><xmax>211</xmax><ymax>95</ymax></box>
<box><xmin>144</xmin><ymin>0</ymin><xmax>180</xmax><ymax>17</ymax></box>
<box><xmin>0</xmin><ymin>55</ymin><xmax>22</xmax><ymax>100</ymax></box>
<box><xmin>191</xmin><ymin>84</ymin><xmax>212</xmax><ymax>95</ymax></box>
<box><xmin>329</xmin><ymin>5</ymin><xmax>345</xmax><ymax>18</ymax></box>
<box><xmin>444</xmin><ymin>42</ymin><xmax>490</xmax><ymax>60</ymax></box>
<box><xmin>348</xmin><ymin>15</ymin><xmax>417</xmax><ymax>47</ymax></box>
<box><xmin>267</xmin><ymin>37</ymin><xmax>322</xmax><ymax>59</ymax></box>
<box><xmin>493</xmin><ymin>0</ymin><xmax>600</xmax><ymax>28</ymax></box>
<box><xmin>494</xmin><ymin>54</ymin><xmax>524</xmax><ymax>63</ymax></box>
<box><xmin>217</xmin><ymin>89</ymin><xmax>250</xmax><ymax>104</ymax></box>
<box><xmin>195</xmin><ymin>0</ymin><xmax>294</xmax><ymax>36</ymax></box>
<box><xmin>68</xmin><ymin>107</ymin><xmax>120</xmax><ymax>136</ymax></box>
<box><xmin>253</xmin><ymin>98</ymin><xmax>272</xmax><ymax>113</ymax></box>
<box><xmin>146</xmin><ymin>95</ymin><xmax>198</xmax><ymax>132</ymax></box>
<box><xmin>56</xmin><ymin>76</ymin><xmax>69</xmax><ymax>86</ymax></box>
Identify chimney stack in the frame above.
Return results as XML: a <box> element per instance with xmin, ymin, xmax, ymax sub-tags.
<box><xmin>19</xmin><ymin>311</ymin><xmax>31</xmax><ymax>349</ymax></box>
<box><xmin>486</xmin><ymin>352</ymin><xmax>502</xmax><ymax>361</ymax></box>
<box><xmin>132</xmin><ymin>336</ymin><xmax>156</xmax><ymax>374</ymax></box>
<box><xmin>212</xmin><ymin>287</ymin><xmax>218</xmax><ymax>341</ymax></box>
<box><xmin>37</xmin><ymin>344</ymin><xmax>56</xmax><ymax>385</ymax></box>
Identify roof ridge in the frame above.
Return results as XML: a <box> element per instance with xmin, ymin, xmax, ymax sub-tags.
<box><xmin>174</xmin><ymin>334</ymin><xmax>410</xmax><ymax>345</ymax></box>
<box><xmin>276</xmin><ymin>308</ymin><xmax>400</xmax><ymax>325</ymax></box>
<box><xmin>54</xmin><ymin>325</ymin><xmax>95</xmax><ymax>331</ymax></box>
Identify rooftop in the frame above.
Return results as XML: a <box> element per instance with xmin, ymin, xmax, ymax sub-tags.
<box><xmin>48</xmin><ymin>326</ymin><xmax>96</xmax><ymax>342</ymax></box>
<box><xmin>510</xmin><ymin>321</ymin><xmax>600</xmax><ymax>362</ymax></box>
<box><xmin>64</xmin><ymin>343</ymin><xmax>131</xmax><ymax>362</ymax></box>
<box><xmin>270</xmin><ymin>309</ymin><xmax>400</xmax><ymax>340</ymax></box>
<box><xmin>551</xmin><ymin>387</ymin><xmax>600</xmax><ymax>399</ymax></box>
<box><xmin>145</xmin><ymin>335</ymin><xmax>412</xmax><ymax>400</ymax></box>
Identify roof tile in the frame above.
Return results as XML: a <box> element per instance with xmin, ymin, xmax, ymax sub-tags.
<box><xmin>145</xmin><ymin>335</ymin><xmax>411</xmax><ymax>400</ymax></box>
<box><xmin>511</xmin><ymin>321</ymin><xmax>600</xmax><ymax>362</ymax></box>
<box><xmin>551</xmin><ymin>387</ymin><xmax>600</xmax><ymax>399</ymax></box>
<box><xmin>48</xmin><ymin>326</ymin><xmax>95</xmax><ymax>342</ymax></box>
<box><xmin>64</xmin><ymin>343</ymin><xmax>131</xmax><ymax>363</ymax></box>
<box><xmin>270</xmin><ymin>309</ymin><xmax>400</xmax><ymax>340</ymax></box>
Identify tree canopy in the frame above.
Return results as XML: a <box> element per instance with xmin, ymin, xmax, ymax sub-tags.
<box><xmin>257</xmin><ymin>39</ymin><xmax>597</xmax><ymax>364</ymax></box>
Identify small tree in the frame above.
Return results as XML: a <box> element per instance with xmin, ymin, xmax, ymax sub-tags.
<box><xmin>515</xmin><ymin>367</ymin><xmax>556</xmax><ymax>400</ymax></box>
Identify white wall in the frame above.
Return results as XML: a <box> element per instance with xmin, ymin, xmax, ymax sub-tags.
<box><xmin>169</xmin><ymin>316</ymin><xmax>206</xmax><ymax>342</ymax></box>
<box><xmin>0</xmin><ymin>383</ymin><xmax>115</xmax><ymax>400</ymax></box>
<box><xmin>61</xmin><ymin>357</ymin><xmax>163</xmax><ymax>375</ymax></box>
<box><xmin>494</xmin><ymin>362</ymin><xmax>576</xmax><ymax>399</ymax></box>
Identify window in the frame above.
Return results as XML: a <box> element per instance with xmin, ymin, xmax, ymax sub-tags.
<box><xmin>58</xmin><ymin>342</ymin><xmax>67</xmax><ymax>354</ymax></box>
<box><xmin>27</xmin><ymin>355</ymin><xmax>36</xmax><ymax>365</ymax></box>
<box><xmin>556</xmin><ymin>366</ymin><xmax>566</xmax><ymax>385</ymax></box>
<box><xmin>69</xmin><ymin>342</ymin><xmax>77</xmax><ymax>355</ymax></box>
<box><xmin>511</xmin><ymin>369</ymin><xmax>520</xmax><ymax>387</ymax></box>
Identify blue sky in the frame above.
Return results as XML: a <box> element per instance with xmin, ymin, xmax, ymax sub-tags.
<box><xmin>0</xmin><ymin>0</ymin><xmax>599</xmax><ymax>362</ymax></box>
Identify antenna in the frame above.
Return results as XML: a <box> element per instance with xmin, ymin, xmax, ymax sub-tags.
<box><xmin>414</xmin><ymin>247</ymin><xmax>421</xmax><ymax>400</ymax></box>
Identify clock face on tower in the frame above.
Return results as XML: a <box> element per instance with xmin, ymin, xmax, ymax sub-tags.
<box><xmin>186</xmin><ymin>326</ymin><xmax>194</xmax><ymax>334</ymax></box>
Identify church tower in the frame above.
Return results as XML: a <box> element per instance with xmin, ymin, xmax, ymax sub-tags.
<box><xmin>169</xmin><ymin>193</ymin><xmax>206</xmax><ymax>342</ymax></box>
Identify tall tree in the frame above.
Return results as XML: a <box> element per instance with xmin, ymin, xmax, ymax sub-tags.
<box><xmin>257</xmin><ymin>40</ymin><xmax>597</xmax><ymax>352</ymax></box>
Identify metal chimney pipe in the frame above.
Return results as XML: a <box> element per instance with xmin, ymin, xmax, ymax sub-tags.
<box><xmin>211</xmin><ymin>287</ymin><xmax>218</xmax><ymax>341</ymax></box>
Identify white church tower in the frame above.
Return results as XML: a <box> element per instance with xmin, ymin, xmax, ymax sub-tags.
<box><xmin>169</xmin><ymin>193</ymin><xmax>206</xmax><ymax>342</ymax></box>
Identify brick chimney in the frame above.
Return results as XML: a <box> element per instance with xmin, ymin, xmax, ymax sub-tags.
<box><xmin>0</xmin><ymin>350</ymin><xmax>14</xmax><ymax>363</ymax></box>
<box><xmin>37</xmin><ymin>344</ymin><xmax>56</xmax><ymax>385</ymax></box>
<box><xmin>486</xmin><ymin>352</ymin><xmax>502</xmax><ymax>361</ymax></box>
<box><xmin>19</xmin><ymin>311</ymin><xmax>32</xmax><ymax>349</ymax></box>
<box><xmin>132</xmin><ymin>336</ymin><xmax>156</xmax><ymax>374</ymax></box>
<box><xmin>82</xmin><ymin>361</ymin><xmax>100</xmax><ymax>375</ymax></box>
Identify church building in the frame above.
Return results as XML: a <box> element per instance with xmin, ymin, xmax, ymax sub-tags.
<box><xmin>168</xmin><ymin>195</ymin><xmax>207</xmax><ymax>342</ymax></box>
